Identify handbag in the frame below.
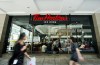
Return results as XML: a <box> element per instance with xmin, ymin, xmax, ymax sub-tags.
<box><xmin>27</xmin><ymin>57</ymin><xmax>36</xmax><ymax>65</ymax></box>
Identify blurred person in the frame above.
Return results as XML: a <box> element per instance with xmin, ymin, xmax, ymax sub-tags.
<box><xmin>41</xmin><ymin>44</ymin><xmax>47</xmax><ymax>53</ymax></box>
<box><xmin>58</xmin><ymin>39</ymin><xmax>61</xmax><ymax>50</ymax></box>
<box><xmin>84</xmin><ymin>42</ymin><xmax>90</xmax><ymax>49</ymax></box>
<box><xmin>66</xmin><ymin>40</ymin><xmax>71</xmax><ymax>54</ymax></box>
<box><xmin>58</xmin><ymin>39</ymin><xmax>65</xmax><ymax>53</ymax></box>
<box><xmin>52</xmin><ymin>40</ymin><xmax>59</xmax><ymax>54</ymax></box>
<box><xmin>8</xmin><ymin>33</ymin><xmax>31</xmax><ymax>65</ymax></box>
<box><xmin>46</xmin><ymin>41</ymin><xmax>53</xmax><ymax>54</ymax></box>
<box><xmin>69</xmin><ymin>37</ymin><xmax>84</xmax><ymax>65</ymax></box>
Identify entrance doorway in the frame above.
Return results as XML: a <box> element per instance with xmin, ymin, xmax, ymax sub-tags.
<box><xmin>30</xmin><ymin>24</ymin><xmax>95</xmax><ymax>54</ymax></box>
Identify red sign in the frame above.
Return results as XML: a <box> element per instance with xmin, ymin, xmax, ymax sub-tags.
<box><xmin>29</xmin><ymin>14</ymin><xmax>69</xmax><ymax>25</ymax></box>
<box><xmin>33</xmin><ymin>14</ymin><xmax>68</xmax><ymax>21</ymax></box>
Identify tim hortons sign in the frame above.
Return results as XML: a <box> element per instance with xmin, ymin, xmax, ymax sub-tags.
<box><xmin>29</xmin><ymin>14</ymin><xmax>69</xmax><ymax>25</ymax></box>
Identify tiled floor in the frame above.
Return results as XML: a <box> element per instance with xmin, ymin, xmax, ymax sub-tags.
<box><xmin>0</xmin><ymin>53</ymin><xmax>100</xmax><ymax>65</ymax></box>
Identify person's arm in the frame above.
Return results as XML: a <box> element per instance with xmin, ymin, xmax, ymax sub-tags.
<box><xmin>24</xmin><ymin>52</ymin><xmax>31</xmax><ymax>60</ymax></box>
<box><xmin>21</xmin><ymin>46</ymin><xmax>26</xmax><ymax>51</ymax></box>
<box><xmin>79</xmin><ymin>44</ymin><xmax>85</xmax><ymax>49</ymax></box>
<box><xmin>76</xmin><ymin>48</ymin><xmax>84</xmax><ymax>61</ymax></box>
<box><xmin>21</xmin><ymin>44</ymin><xmax>28</xmax><ymax>51</ymax></box>
<box><xmin>20</xmin><ymin>44</ymin><xmax>31</xmax><ymax>60</ymax></box>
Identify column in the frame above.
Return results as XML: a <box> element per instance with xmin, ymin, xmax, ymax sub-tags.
<box><xmin>0</xmin><ymin>13</ymin><xmax>9</xmax><ymax>57</ymax></box>
<box><xmin>92</xmin><ymin>13</ymin><xmax>100</xmax><ymax>58</ymax></box>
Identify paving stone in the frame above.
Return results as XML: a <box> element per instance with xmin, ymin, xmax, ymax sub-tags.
<box><xmin>0</xmin><ymin>53</ymin><xmax>100</xmax><ymax>65</ymax></box>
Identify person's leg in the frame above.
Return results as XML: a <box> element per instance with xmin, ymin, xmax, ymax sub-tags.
<box><xmin>74</xmin><ymin>62</ymin><xmax>80</xmax><ymax>65</ymax></box>
<box><xmin>8</xmin><ymin>57</ymin><xmax>14</xmax><ymax>65</ymax></box>
<box><xmin>69</xmin><ymin>60</ymin><xmax>74</xmax><ymax>65</ymax></box>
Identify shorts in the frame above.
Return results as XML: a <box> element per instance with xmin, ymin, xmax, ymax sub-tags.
<box><xmin>70</xmin><ymin>57</ymin><xmax>78</xmax><ymax>62</ymax></box>
<box><xmin>70</xmin><ymin>54</ymin><xmax>78</xmax><ymax>62</ymax></box>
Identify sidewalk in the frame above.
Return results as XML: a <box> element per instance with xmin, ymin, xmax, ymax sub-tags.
<box><xmin>0</xmin><ymin>53</ymin><xmax>100</xmax><ymax>65</ymax></box>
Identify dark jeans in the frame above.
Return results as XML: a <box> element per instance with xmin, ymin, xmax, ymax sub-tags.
<box><xmin>8</xmin><ymin>56</ymin><xmax>15</xmax><ymax>65</ymax></box>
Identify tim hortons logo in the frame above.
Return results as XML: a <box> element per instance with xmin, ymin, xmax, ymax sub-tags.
<box><xmin>33</xmin><ymin>14</ymin><xmax>68</xmax><ymax>21</ymax></box>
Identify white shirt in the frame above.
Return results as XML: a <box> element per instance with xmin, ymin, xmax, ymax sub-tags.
<box><xmin>41</xmin><ymin>45</ymin><xmax>47</xmax><ymax>52</ymax></box>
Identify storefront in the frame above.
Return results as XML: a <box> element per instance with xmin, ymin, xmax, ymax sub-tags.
<box><xmin>2</xmin><ymin>14</ymin><xmax>98</xmax><ymax>54</ymax></box>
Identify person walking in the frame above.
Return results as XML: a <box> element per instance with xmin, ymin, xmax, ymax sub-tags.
<box><xmin>69</xmin><ymin>37</ymin><xmax>84</xmax><ymax>65</ymax></box>
<box><xmin>8</xmin><ymin>33</ymin><xmax>31</xmax><ymax>65</ymax></box>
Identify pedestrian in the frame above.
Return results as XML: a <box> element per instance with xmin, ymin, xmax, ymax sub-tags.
<box><xmin>41</xmin><ymin>44</ymin><xmax>47</xmax><ymax>53</ymax></box>
<box><xmin>8</xmin><ymin>33</ymin><xmax>31</xmax><ymax>65</ymax></box>
<box><xmin>52</xmin><ymin>40</ymin><xmax>59</xmax><ymax>54</ymax></box>
<box><xmin>69</xmin><ymin>37</ymin><xmax>84</xmax><ymax>65</ymax></box>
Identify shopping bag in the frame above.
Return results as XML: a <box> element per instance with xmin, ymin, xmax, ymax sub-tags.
<box><xmin>13</xmin><ymin>59</ymin><xmax>18</xmax><ymax>64</ymax></box>
<box><xmin>27</xmin><ymin>57</ymin><xmax>36</xmax><ymax>65</ymax></box>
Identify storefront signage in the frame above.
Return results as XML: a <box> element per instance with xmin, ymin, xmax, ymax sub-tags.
<box><xmin>29</xmin><ymin>14</ymin><xmax>69</xmax><ymax>25</ymax></box>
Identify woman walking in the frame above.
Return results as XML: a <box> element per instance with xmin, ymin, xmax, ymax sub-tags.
<box><xmin>8</xmin><ymin>33</ymin><xmax>31</xmax><ymax>65</ymax></box>
<box><xmin>69</xmin><ymin>37</ymin><xmax>84</xmax><ymax>65</ymax></box>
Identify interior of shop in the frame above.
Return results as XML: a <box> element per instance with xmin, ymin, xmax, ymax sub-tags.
<box><xmin>6</xmin><ymin>15</ymin><xmax>95</xmax><ymax>54</ymax></box>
